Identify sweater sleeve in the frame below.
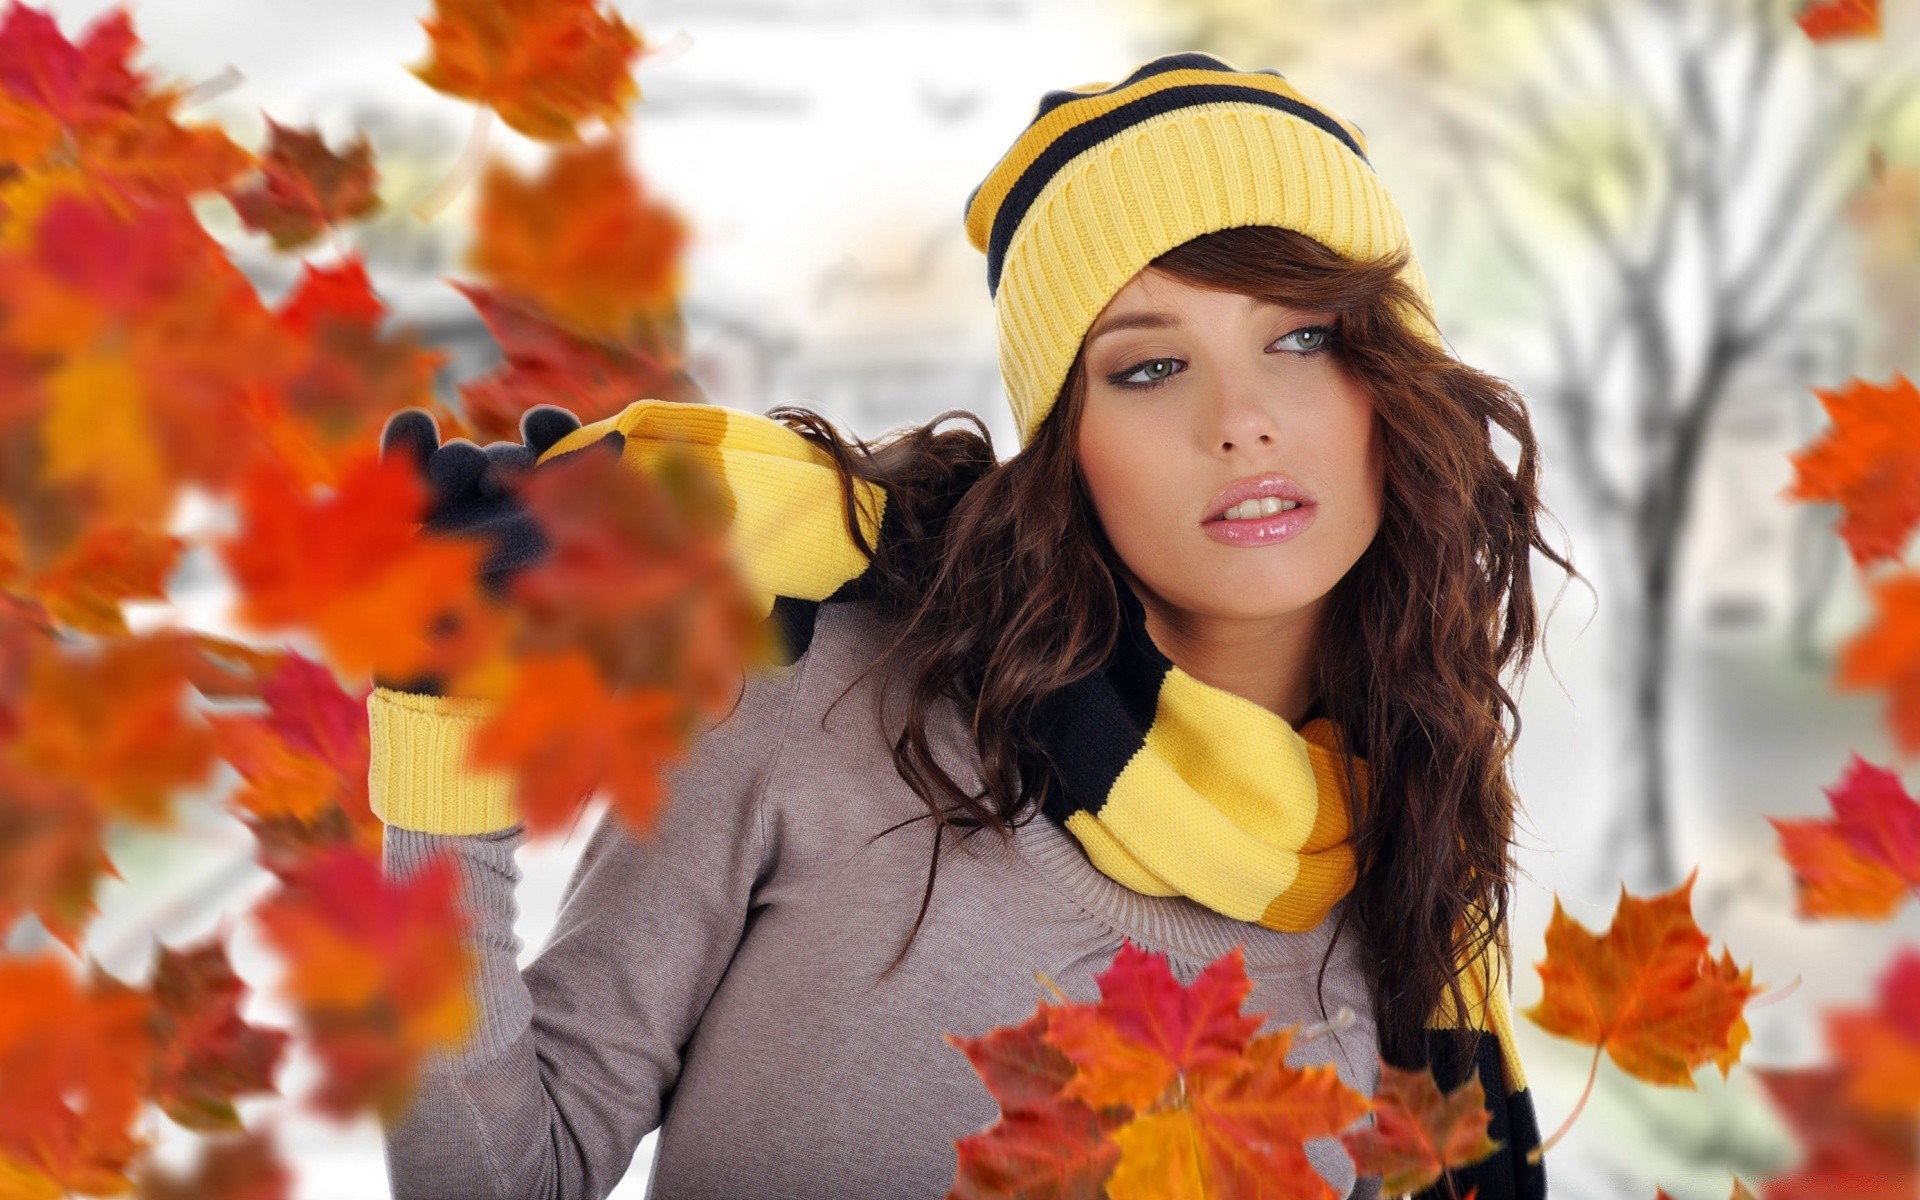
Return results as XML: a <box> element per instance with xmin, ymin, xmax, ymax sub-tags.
<box><xmin>374</xmin><ymin>654</ymin><xmax>806</xmax><ymax>1200</ymax></box>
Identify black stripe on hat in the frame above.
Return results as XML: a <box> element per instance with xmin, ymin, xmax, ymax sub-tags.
<box><xmin>1029</xmin><ymin>51</ymin><xmax>1286</xmax><ymax>122</ymax></box>
<box><xmin>985</xmin><ymin>82</ymin><xmax>1373</xmax><ymax>297</ymax></box>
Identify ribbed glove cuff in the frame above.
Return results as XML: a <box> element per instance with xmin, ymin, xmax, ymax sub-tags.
<box><xmin>368</xmin><ymin>687</ymin><xmax>520</xmax><ymax>834</ymax></box>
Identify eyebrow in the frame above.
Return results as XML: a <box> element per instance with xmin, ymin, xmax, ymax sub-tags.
<box><xmin>1085</xmin><ymin>311</ymin><xmax>1180</xmax><ymax>345</ymax></box>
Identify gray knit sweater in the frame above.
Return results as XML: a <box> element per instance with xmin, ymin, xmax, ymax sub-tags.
<box><xmin>377</xmin><ymin>597</ymin><xmax>1385</xmax><ymax>1200</ymax></box>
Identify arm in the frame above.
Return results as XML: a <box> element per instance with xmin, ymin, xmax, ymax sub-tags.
<box><xmin>374</xmin><ymin>652</ymin><xmax>806</xmax><ymax>1200</ymax></box>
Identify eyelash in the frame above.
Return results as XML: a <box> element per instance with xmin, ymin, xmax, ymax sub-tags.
<box><xmin>1105</xmin><ymin>325</ymin><xmax>1339</xmax><ymax>392</ymax></box>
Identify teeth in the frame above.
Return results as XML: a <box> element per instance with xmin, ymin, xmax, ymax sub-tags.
<box><xmin>1219</xmin><ymin>496</ymin><xmax>1300</xmax><ymax>521</ymax></box>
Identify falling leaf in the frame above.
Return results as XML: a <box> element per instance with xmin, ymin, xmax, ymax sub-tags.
<box><xmin>0</xmin><ymin>1</ymin><xmax>252</xmax><ymax>208</ymax></box>
<box><xmin>408</xmin><ymin>0</ymin><xmax>645</xmax><ymax>142</ymax></box>
<box><xmin>0</xmin><ymin>953</ymin><xmax>154</xmax><ymax>1196</ymax></box>
<box><xmin>268</xmin><ymin>256</ymin><xmax>446</xmax><ymax>475</ymax></box>
<box><xmin>131</xmin><ymin>1126</ymin><xmax>293</xmax><ymax>1200</ymax></box>
<box><xmin>1795</xmin><ymin>0</ymin><xmax>1881</xmax><ymax>40</ymax></box>
<box><xmin>218</xmin><ymin>449</ymin><xmax>501</xmax><ymax>683</ymax></box>
<box><xmin>465</xmin><ymin>135</ymin><xmax>687</xmax><ymax>342</ymax></box>
<box><xmin>452</xmin><ymin>281</ymin><xmax>705</xmax><ymax>443</ymax></box>
<box><xmin>508</xmin><ymin>437</ymin><xmax>777</xmax><ymax>722</ymax></box>
<box><xmin>1753</xmin><ymin>1065</ymin><xmax>1919</xmax><ymax>1194</ymax></box>
<box><xmin>1769</xmin><ymin>755</ymin><xmax>1920</xmax><ymax>920</ymax></box>
<box><xmin>1783</xmin><ymin>374</ymin><xmax>1920</xmax><ymax>567</ymax></box>
<box><xmin>1044</xmin><ymin>942</ymin><xmax>1372</xmax><ymax>1200</ymax></box>
<box><xmin>147</xmin><ymin>934</ymin><xmax>290</xmax><ymax>1133</ymax></box>
<box><xmin>1825</xmin><ymin>946</ymin><xmax>1920</xmax><ymax>1117</ymax></box>
<box><xmin>8</xmin><ymin>191</ymin><xmax>300</xmax><ymax>523</ymax></box>
<box><xmin>251</xmin><ymin>842</ymin><xmax>474</xmax><ymax>1121</ymax></box>
<box><xmin>0</xmin><ymin>756</ymin><xmax>113</xmax><ymax>951</ymax></box>
<box><xmin>224</xmin><ymin>116</ymin><xmax>380</xmax><ymax>251</ymax></box>
<box><xmin>10</xmin><ymin>628</ymin><xmax>219</xmax><ymax>825</ymax></box>
<box><xmin>1338</xmin><ymin>1060</ymin><xmax>1502</xmax><ymax>1195</ymax></box>
<box><xmin>1523</xmin><ymin>870</ymin><xmax>1758</xmax><ymax>1088</ymax></box>
<box><xmin>1834</xmin><ymin>570</ymin><xmax>1920</xmax><ymax>755</ymax></box>
<box><xmin>944</xmin><ymin>1002</ymin><xmax>1128</xmax><ymax>1199</ymax></box>
<box><xmin>24</xmin><ymin>519</ymin><xmax>182</xmax><ymax>635</ymax></box>
<box><xmin>467</xmin><ymin>648</ymin><xmax>690</xmax><ymax>837</ymax></box>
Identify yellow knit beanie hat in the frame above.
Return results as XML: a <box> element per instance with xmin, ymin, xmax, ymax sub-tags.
<box><xmin>964</xmin><ymin>51</ymin><xmax>1448</xmax><ymax>449</ymax></box>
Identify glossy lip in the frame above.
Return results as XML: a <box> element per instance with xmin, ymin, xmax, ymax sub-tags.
<box><xmin>1202</xmin><ymin>502</ymin><xmax>1316</xmax><ymax>546</ymax></box>
<box><xmin>1200</xmin><ymin>473</ymin><xmax>1317</xmax><ymax>524</ymax></box>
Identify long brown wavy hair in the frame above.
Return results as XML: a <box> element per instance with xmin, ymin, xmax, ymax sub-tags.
<box><xmin>762</xmin><ymin>223</ymin><xmax>1584</xmax><ymax>1080</ymax></box>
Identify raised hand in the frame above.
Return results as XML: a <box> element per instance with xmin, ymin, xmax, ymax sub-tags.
<box><xmin>372</xmin><ymin>404</ymin><xmax>624</xmax><ymax>694</ymax></box>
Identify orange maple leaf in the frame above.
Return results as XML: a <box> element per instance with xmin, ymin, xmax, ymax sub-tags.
<box><xmin>1769</xmin><ymin>755</ymin><xmax>1920</xmax><ymax>920</ymax></box>
<box><xmin>252</xmin><ymin>842</ymin><xmax>475</xmax><ymax>1121</ymax></box>
<box><xmin>1783</xmin><ymin>374</ymin><xmax>1920</xmax><ymax>567</ymax></box>
<box><xmin>24</xmin><ymin>519</ymin><xmax>182</xmax><ymax>635</ymax></box>
<box><xmin>224</xmin><ymin>115</ymin><xmax>381</xmax><ymax>251</ymax></box>
<box><xmin>1835</xmin><ymin>569</ymin><xmax>1920</xmax><ymax>755</ymax></box>
<box><xmin>467</xmin><ymin>648</ymin><xmax>691</xmax><ymax>838</ymax></box>
<box><xmin>944</xmin><ymin>1002</ymin><xmax>1128</xmax><ymax>1199</ymax></box>
<box><xmin>10</xmin><ymin>627</ymin><xmax>219</xmax><ymax>824</ymax></box>
<box><xmin>218</xmin><ymin>449</ymin><xmax>502</xmax><ymax>683</ymax></box>
<box><xmin>0</xmin><ymin>953</ymin><xmax>154</xmax><ymax>1196</ymax></box>
<box><xmin>408</xmin><ymin>0</ymin><xmax>645</xmax><ymax>142</ymax></box>
<box><xmin>465</xmin><ymin>135</ymin><xmax>688</xmax><ymax>343</ymax></box>
<box><xmin>508</xmin><ymin>438</ymin><xmax>778</xmax><ymax>722</ymax></box>
<box><xmin>1338</xmin><ymin>1059</ymin><xmax>1503</xmax><ymax>1195</ymax></box>
<box><xmin>1521</xmin><ymin>870</ymin><xmax>1761</xmax><ymax>1161</ymax></box>
<box><xmin>1042</xmin><ymin>941</ymin><xmax>1371</xmax><ymax>1200</ymax></box>
<box><xmin>1825</xmin><ymin>946</ymin><xmax>1920</xmax><ymax>1118</ymax></box>
<box><xmin>1795</xmin><ymin>0</ymin><xmax>1881</xmax><ymax>40</ymax></box>
<box><xmin>147</xmin><ymin>933</ymin><xmax>290</xmax><ymax>1133</ymax></box>
<box><xmin>1524</xmin><ymin>870</ymin><xmax>1758</xmax><ymax>1087</ymax></box>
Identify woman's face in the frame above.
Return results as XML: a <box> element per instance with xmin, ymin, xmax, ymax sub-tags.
<box><xmin>1075</xmin><ymin>266</ymin><xmax>1386</xmax><ymax>638</ymax></box>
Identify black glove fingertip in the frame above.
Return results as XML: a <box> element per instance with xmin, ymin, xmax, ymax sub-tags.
<box><xmin>478</xmin><ymin>442</ymin><xmax>535</xmax><ymax>499</ymax></box>
<box><xmin>429</xmin><ymin>439</ymin><xmax>489</xmax><ymax>498</ymax></box>
<box><xmin>522</xmin><ymin>404</ymin><xmax>585</xmax><ymax>455</ymax></box>
<box><xmin>380</xmin><ymin>409</ymin><xmax>440</xmax><ymax>477</ymax></box>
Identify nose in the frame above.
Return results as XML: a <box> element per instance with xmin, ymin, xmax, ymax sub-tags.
<box><xmin>1205</xmin><ymin>367</ymin><xmax>1280</xmax><ymax>453</ymax></box>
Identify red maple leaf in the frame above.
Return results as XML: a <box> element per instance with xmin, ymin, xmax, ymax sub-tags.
<box><xmin>1824</xmin><ymin>946</ymin><xmax>1920</xmax><ymax>1117</ymax></box>
<box><xmin>251</xmin><ymin>842</ymin><xmax>475</xmax><ymax>1121</ymax></box>
<box><xmin>1769</xmin><ymin>755</ymin><xmax>1920</xmax><ymax>920</ymax></box>
<box><xmin>944</xmin><ymin>1002</ymin><xmax>1128</xmax><ymax>1199</ymax></box>
<box><xmin>0</xmin><ymin>1</ymin><xmax>252</xmax><ymax>205</ymax></box>
<box><xmin>1753</xmin><ymin>1066</ymin><xmax>1917</xmax><ymax>1196</ymax></box>
<box><xmin>1339</xmin><ymin>1059</ymin><xmax>1503</xmax><ymax>1195</ymax></box>
<box><xmin>453</xmin><ymin>281</ymin><xmax>706</xmax><ymax>443</ymax></box>
<box><xmin>224</xmin><ymin>116</ymin><xmax>381</xmax><ymax>251</ymax></box>
<box><xmin>147</xmin><ymin>933</ymin><xmax>291</xmax><ymax>1133</ymax></box>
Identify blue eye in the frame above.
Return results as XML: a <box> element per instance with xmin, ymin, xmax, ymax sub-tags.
<box><xmin>1106</xmin><ymin>324</ymin><xmax>1338</xmax><ymax>392</ymax></box>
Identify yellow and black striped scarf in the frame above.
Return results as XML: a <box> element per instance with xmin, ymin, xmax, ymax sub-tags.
<box><xmin>536</xmin><ymin>399</ymin><xmax>1546</xmax><ymax>1195</ymax></box>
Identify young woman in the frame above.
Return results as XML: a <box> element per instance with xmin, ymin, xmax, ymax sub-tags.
<box><xmin>371</xmin><ymin>51</ymin><xmax>1576</xmax><ymax>1200</ymax></box>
